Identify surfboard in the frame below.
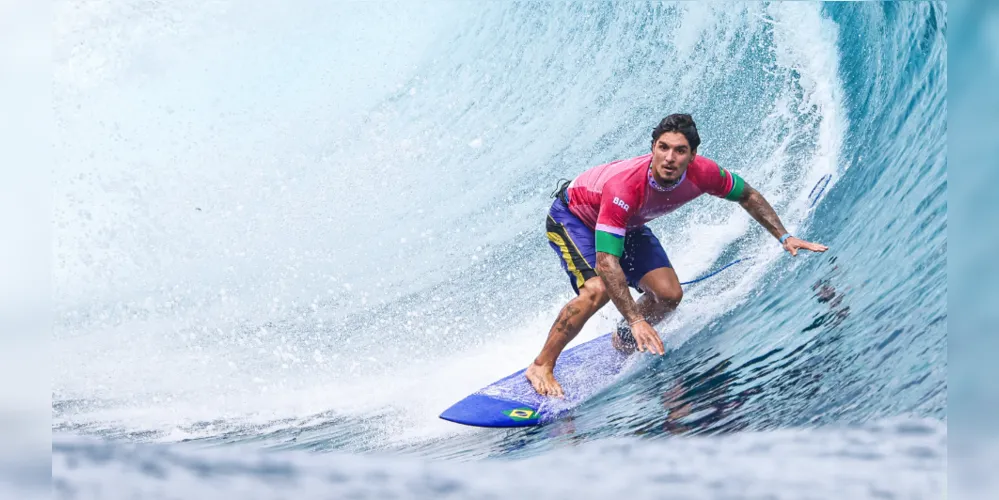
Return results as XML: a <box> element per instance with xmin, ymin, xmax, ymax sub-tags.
<box><xmin>439</xmin><ymin>255</ymin><xmax>753</xmax><ymax>428</ymax></box>
<box><xmin>438</xmin><ymin>331</ymin><xmax>633</xmax><ymax>427</ymax></box>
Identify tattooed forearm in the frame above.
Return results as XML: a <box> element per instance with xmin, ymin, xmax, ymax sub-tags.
<box><xmin>739</xmin><ymin>186</ymin><xmax>788</xmax><ymax>239</ymax></box>
<box><xmin>596</xmin><ymin>252</ymin><xmax>642</xmax><ymax>323</ymax></box>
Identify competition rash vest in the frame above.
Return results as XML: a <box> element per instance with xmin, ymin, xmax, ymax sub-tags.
<box><xmin>564</xmin><ymin>153</ymin><xmax>746</xmax><ymax>257</ymax></box>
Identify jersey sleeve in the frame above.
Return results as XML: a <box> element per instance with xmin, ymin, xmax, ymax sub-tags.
<box><xmin>698</xmin><ymin>158</ymin><xmax>746</xmax><ymax>201</ymax></box>
<box><xmin>594</xmin><ymin>183</ymin><xmax>639</xmax><ymax>257</ymax></box>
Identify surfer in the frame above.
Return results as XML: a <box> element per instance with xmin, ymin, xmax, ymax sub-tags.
<box><xmin>526</xmin><ymin>114</ymin><xmax>829</xmax><ymax>397</ymax></box>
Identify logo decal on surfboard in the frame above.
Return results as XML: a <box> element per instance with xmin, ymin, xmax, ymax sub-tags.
<box><xmin>503</xmin><ymin>408</ymin><xmax>538</xmax><ymax>421</ymax></box>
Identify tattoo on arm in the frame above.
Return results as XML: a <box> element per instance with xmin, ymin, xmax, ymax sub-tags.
<box><xmin>596</xmin><ymin>252</ymin><xmax>642</xmax><ymax>323</ymax></box>
<box><xmin>738</xmin><ymin>185</ymin><xmax>788</xmax><ymax>239</ymax></box>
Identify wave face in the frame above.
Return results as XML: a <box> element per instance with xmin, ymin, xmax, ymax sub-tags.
<box><xmin>52</xmin><ymin>1</ymin><xmax>946</xmax><ymax>497</ymax></box>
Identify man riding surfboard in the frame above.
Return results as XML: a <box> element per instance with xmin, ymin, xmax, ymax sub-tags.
<box><xmin>526</xmin><ymin>114</ymin><xmax>828</xmax><ymax>397</ymax></box>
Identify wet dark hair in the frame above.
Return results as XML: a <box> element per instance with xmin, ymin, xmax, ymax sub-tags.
<box><xmin>651</xmin><ymin>114</ymin><xmax>700</xmax><ymax>151</ymax></box>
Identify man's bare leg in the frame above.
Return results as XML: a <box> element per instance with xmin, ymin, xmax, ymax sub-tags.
<box><xmin>526</xmin><ymin>277</ymin><xmax>609</xmax><ymax>397</ymax></box>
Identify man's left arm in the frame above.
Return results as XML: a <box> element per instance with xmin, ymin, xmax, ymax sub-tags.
<box><xmin>737</xmin><ymin>184</ymin><xmax>829</xmax><ymax>256</ymax></box>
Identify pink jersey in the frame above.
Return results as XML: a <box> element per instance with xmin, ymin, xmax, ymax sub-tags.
<box><xmin>565</xmin><ymin>153</ymin><xmax>744</xmax><ymax>238</ymax></box>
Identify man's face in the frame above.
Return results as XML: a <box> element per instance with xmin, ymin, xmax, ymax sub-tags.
<box><xmin>651</xmin><ymin>132</ymin><xmax>695</xmax><ymax>183</ymax></box>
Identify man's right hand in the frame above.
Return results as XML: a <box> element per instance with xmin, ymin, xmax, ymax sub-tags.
<box><xmin>631</xmin><ymin>320</ymin><xmax>665</xmax><ymax>355</ymax></box>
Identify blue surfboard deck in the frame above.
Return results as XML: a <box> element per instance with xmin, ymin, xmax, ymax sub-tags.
<box><xmin>439</xmin><ymin>332</ymin><xmax>633</xmax><ymax>428</ymax></box>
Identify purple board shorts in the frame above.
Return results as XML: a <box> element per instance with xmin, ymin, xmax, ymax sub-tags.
<box><xmin>546</xmin><ymin>196</ymin><xmax>672</xmax><ymax>295</ymax></box>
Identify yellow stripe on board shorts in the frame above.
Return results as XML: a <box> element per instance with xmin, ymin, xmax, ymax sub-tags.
<box><xmin>545</xmin><ymin>214</ymin><xmax>598</xmax><ymax>292</ymax></box>
<box><xmin>547</xmin><ymin>230</ymin><xmax>587</xmax><ymax>290</ymax></box>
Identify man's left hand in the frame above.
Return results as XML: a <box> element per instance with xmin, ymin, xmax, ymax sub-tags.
<box><xmin>784</xmin><ymin>236</ymin><xmax>828</xmax><ymax>257</ymax></box>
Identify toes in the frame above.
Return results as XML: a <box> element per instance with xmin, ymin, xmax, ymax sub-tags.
<box><xmin>538</xmin><ymin>381</ymin><xmax>550</xmax><ymax>396</ymax></box>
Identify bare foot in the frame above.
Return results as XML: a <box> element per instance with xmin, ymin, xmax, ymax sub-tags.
<box><xmin>525</xmin><ymin>362</ymin><xmax>564</xmax><ymax>397</ymax></box>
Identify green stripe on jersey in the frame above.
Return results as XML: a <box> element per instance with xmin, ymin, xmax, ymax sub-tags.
<box><xmin>725</xmin><ymin>171</ymin><xmax>746</xmax><ymax>201</ymax></box>
<box><xmin>595</xmin><ymin>230</ymin><xmax>624</xmax><ymax>257</ymax></box>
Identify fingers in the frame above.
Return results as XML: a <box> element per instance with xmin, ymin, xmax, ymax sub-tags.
<box><xmin>636</xmin><ymin>332</ymin><xmax>665</xmax><ymax>355</ymax></box>
<box><xmin>798</xmin><ymin>242</ymin><xmax>828</xmax><ymax>253</ymax></box>
<box><xmin>641</xmin><ymin>333</ymin><xmax>662</xmax><ymax>355</ymax></box>
<box><xmin>794</xmin><ymin>238</ymin><xmax>829</xmax><ymax>252</ymax></box>
<box><xmin>786</xmin><ymin>237</ymin><xmax>829</xmax><ymax>255</ymax></box>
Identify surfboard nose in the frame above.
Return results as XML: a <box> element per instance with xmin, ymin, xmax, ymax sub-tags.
<box><xmin>439</xmin><ymin>394</ymin><xmax>541</xmax><ymax>428</ymax></box>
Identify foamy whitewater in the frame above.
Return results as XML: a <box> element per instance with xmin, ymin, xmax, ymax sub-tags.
<box><xmin>52</xmin><ymin>1</ymin><xmax>946</xmax><ymax>498</ymax></box>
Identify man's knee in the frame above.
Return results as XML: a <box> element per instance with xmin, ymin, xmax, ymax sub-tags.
<box><xmin>638</xmin><ymin>267</ymin><xmax>682</xmax><ymax>307</ymax></box>
<box><xmin>650</xmin><ymin>285</ymin><xmax>682</xmax><ymax>306</ymax></box>
<box><xmin>578</xmin><ymin>278</ymin><xmax>609</xmax><ymax>309</ymax></box>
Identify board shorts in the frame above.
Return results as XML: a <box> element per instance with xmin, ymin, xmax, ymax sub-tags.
<box><xmin>546</xmin><ymin>182</ymin><xmax>672</xmax><ymax>295</ymax></box>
